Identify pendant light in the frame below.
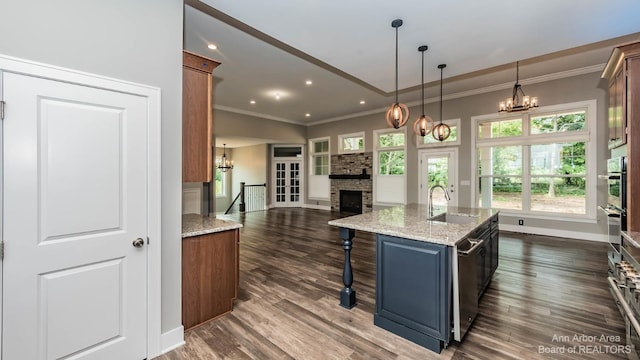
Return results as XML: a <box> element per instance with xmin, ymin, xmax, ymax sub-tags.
<box><xmin>498</xmin><ymin>61</ymin><xmax>539</xmax><ymax>112</ymax></box>
<box><xmin>432</xmin><ymin>64</ymin><xmax>451</xmax><ymax>142</ymax></box>
<box><xmin>413</xmin><ymin>45</ymin><xmax>434</xmax><ymax>137</ymax></box>
<box><xmin>217</xmin><ymin>144</ymin><xmax>234</xmax><ymax>172</ymax></box>
<box><xmin>385</xmin><ymin>19</ymin><xmax>409</xmax><ymax>129</ymax></box>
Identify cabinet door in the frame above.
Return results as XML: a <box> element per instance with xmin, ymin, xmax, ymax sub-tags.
<box><xmin>182</xmin><ymin>51</ymin><xmax>219</xmax><ymax>183</ymax></box>
<box><xmin>608</xmin><ymin>67</ymin><xmax>626</xmax><ymax>149</ymax></box>
<box><xmin>182</xmin><ymin>66</ymin><xmax>212</xmax><ymax>182</ymax></box>
<box><xmin>182</xmin><ymin>231</ymin><xmax>237</xmax><ymax>330</ymax></box>
<box><xmin>375</xmin><ymin>235</ymin><xmax>451</xmax><ymax>342</ymax></box>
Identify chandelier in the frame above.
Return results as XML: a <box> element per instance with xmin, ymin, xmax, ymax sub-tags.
<box><xmin>216</xmin><ymin>144</ymin><xmax>233</xmax><ymax>172</ymax></box>
<box><xmin>498</xmin><ymin>61</ymin><xmax>538</xmax><ymax>113</ymax></box>
<box><xmin>385</xmin><ymin>19</ymin><xmax>409</xmax><ymax>129</ymax></box>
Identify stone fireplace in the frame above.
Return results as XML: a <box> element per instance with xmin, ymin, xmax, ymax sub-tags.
<box><xmin>329</xmin><ymin>152</ymin><xmax>373</xmax><ymax>213</ymax></box>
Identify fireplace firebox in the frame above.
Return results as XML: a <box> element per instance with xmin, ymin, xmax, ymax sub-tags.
<box><xmin>340</xmin><ymin>190</ymin><xmax>363</xmax><ymax>214</ymax></box>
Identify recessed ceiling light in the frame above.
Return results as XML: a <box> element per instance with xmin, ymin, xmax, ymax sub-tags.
<box><xmin>250</xmin><ymin>100</ymin><xmax>256</xmax><ymax>104</ymax></box>
<box><xmin>275</xmin><ymin>93</ymin><xmax>281</xmax><ymax>100</ymax></box>
<box><xmin>305</xmin><ymin>80</ymin><xmax>313</xmax><ymax>85</ymax></box>
<box><xmin>360</xmin><ymin>100</ymin><xmax>366</xmax><ymax>104</ymax></box>
<box><xmin>207</xmin><ymin>44</ymin><xmax>217</xmax><ymax>50</ymax></box>
<box><xmin>305</xmin><ymin>113</ymin><xmax>311</xmax><ymax>117</ymax></box>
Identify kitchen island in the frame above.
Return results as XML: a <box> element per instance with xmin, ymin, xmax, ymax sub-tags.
<box><xmin>328</xmin><ymin>204</ymin><xmax>499</xmax><ymax>352</ymax></box>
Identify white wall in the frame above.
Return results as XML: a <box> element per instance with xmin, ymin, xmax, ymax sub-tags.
<box><xmin>0</xmin><ymin>0</ymin><xmax>184</xmax><ymax>336</ymax></box>
<box><xmin>231</xmin><ymin>144</ymin><xmax>269</xmax><ymax>201</ymax></box>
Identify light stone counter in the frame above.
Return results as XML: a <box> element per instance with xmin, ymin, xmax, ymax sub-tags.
<box><xmin>623</xmin><ymin>231</ymin><xmax>640</xmax><ymax>249</ymax></box>
<box><xmin>182</xmin><ymin>213</ymin><xmax>242</xmax><ymax>238</ymax></box>
<box><xmin>328</xmin><ymin>203</ymin><xmax>499</xmax><ymax>246</ymax></box>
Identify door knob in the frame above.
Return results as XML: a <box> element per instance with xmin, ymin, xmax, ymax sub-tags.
<box><xmin>132</xmin><ymin>238</ymin><xmax>145</xmax><ymax>248</ymax></box>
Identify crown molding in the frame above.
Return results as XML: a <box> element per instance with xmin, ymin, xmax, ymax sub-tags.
<box><xmin>214</xmin><ymin>64</ymin><xmax>605</xmax><ymax>127</ymax></box>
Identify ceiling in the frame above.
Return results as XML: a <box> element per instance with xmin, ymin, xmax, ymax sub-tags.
<box><xmin>184</xmin><ymin>0</ymin><xmax>640</xmax><ymax>147</ymax></box>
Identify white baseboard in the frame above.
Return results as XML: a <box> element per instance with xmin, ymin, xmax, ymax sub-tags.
<box><xmin>303</xmin><ymin>203</ymin><xmax>331</xmax><ymax>211</ymax></box>
<box><xmin>500</xmin><ymin>224</ymin><xmax>608</xmax><ymax>242</ymax></box>
<box><xmin>161</xmin><ymin>325</ymin><xmax>185</xmax><ymax>354</ymax></box>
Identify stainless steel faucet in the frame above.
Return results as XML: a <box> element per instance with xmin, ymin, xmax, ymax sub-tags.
<box><xmin>429</xmin><ymin>184</ymin><xmax>451</xmax><ymax>217</ymax></box>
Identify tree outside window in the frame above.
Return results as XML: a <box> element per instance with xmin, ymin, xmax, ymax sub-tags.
<box><xmin>377</xmin><ymin>131</ymin><xmax>405</xmax><ymax>175</ymax></box>
<box><xmin>475</xmin><ymin>104</ymin><xmax>592</xmax><ymax>217</ymax></box>
<box><xmin>215</xmin><ymin>158</ymin><xmax>226</xmax><ymax>197</ymax></box>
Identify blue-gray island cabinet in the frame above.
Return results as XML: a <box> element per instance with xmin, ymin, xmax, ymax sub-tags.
<box><xmin>328</xmin><ymin>204</ymin><xmax>499</xmax><ymax>353</ymax></box>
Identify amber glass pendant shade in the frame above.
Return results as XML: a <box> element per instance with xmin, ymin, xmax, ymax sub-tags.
<box><xmin>432</xmin><ymin>122</ymin><xmax>451</xmax><ymax>141</ymax></box>
<box><xmin>385</xmin><ymin>102</ymin><xmax>410</xmax><ymax>129</ymax></box>
<box><xmin>414</xmin><ymin>114</ymin><xmax>434</xmax><ymax>137</ymax></box>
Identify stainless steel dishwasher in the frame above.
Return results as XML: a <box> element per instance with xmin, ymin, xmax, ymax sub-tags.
<box><xmin>457</xmin><ymin>238</ymin><xmax>484</xmax><ymax>339</ymax></box>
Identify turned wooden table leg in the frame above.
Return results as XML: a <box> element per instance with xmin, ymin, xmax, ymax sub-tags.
<box><xmin>339</xmin><ymin>227</ymin><xmax>357</xmax><ymax>309</ymax></box>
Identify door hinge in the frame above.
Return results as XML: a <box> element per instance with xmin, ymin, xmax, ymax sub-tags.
<box><xmin>1</xmin><ymin>100</ymin><xmax>5</xmax><ymax>120</ymax></box>
<box><xmin>1</xmin><ymin>241</ymin><xmax>4</xmax><ymax>260</ymax></box>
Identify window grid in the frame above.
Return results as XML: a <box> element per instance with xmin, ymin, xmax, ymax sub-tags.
<box><xmin>474</xmin><ymin>102</ymin><xmax>593</xmax><ymax>218</ymax></box>
<box><xmin>375</xmin><ymin>129</ymin><xmax>406</xmax><ymax>176</ymax></box>
<box><xmin>309</xmin><ymin>137</ymin><xmax>330</xmax><ymax>175</ymax></box>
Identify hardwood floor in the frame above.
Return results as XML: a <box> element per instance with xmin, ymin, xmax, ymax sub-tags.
<box><xmin>155</xmin><ymin>208</ymin><xmax>626</xmax><ymax>360</ymax></box>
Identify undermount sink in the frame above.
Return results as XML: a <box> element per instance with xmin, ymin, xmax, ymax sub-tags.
<box><xmin>429</xmin><ymin>213</ymin><xmax>479</xmax><ymax>224</ymax></box>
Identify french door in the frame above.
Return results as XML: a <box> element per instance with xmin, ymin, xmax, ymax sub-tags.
<box><xmin>273</xmin><ymin>160</ymin><xmax>302</xmax><ymax>207</ymax></box>
<box><xmin>419</xmin><ymin>149</ymin><xmax>459</xmax><ymax>207</ymax></box>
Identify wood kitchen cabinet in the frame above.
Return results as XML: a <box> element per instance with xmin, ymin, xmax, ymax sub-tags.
<box><xmin>604</xmin><ymin>42</ymin><xmax>640</xmax><ymax>231</ymax></box>
<box><xmin>182</xmin><ymin>229</ymin><xmax>239</xmax><ymax>330</ymax></box>
<box><xmin>607</xmin><ymin>66</ymin><xmax>625</xmax><ymax>149</ymax></box>
<box><xmin>182</xmin><ymin>51</ymin><xmax>220</xmax><ymax>183</ymax></box>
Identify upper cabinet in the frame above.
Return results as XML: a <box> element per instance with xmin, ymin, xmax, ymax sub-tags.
<box><xmin>183</xmin><ymin>51</ymin><xmax>220</xmax><ymax>183</ymax></box>
<box><xmin>604</xmin><ymin>42</ymin><xmax>640</xmax><ymax>231</ymax></box>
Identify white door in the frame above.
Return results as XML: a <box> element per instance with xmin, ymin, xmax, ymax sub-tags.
<box><xmin>2</xmin><ymin>71</ymin><xmax>148</xmax><ymax>359</ymax></box>
<box><xmin>273</xmin><ymin>160</ymin><xmax>302</xmax><ymax>207</ymax></box>
<box><xmin>419</xmin><ymin>149</ymin><xmax>458</xmax><ymax>207</ymax></box>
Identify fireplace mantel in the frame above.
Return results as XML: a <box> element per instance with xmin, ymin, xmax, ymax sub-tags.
<box><xmin>329</xmin><ymin>174</ymin><xmax>371</xmax><ymax>180</ymax></box>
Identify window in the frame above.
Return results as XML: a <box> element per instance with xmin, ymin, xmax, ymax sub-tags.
<box><xmin>273</xmin><ymin>146</ymin><xmax>302</xmax><ymax>157</ymax></box>
<box><xmin>338</xmin><ymin>132</ymin><xmax>364</xmax><ymax>153</ymax></box>
<box><xmin>215</xmin><ymin>158</ymin><xmax>226</xmax><ymax>197</ymax></box>
<box><xmin>309</xmin><ymin>137</ymin><xmax>330</xmax><ymax>175</ymax></box>
<box><xmin>473</xmin><ymin>100</ymin><xmax>595</xmax><ymax>219</ymax></box>
<box><xmin>374</xmin><ymin>128</ymin><xmax>407</xmax><ymax>205</ymax></box>
<box><xmin>416</xmin><ymin>119</ymin><xmax>461</xmax><ymax>147</ymax></box>
<box><xmin>376</xmin><ymin>131</ymin><xmax>405</xmax><ymax>175</ymax></box>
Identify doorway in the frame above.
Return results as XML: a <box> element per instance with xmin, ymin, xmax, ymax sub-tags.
<box><xmin>273</xmin><ymin>160</ymin><xmax>303</xmax><ymax>207</ymax></box>
<box><xmin>419</xmin><ymin>148</ymin><xmax>459</xmax><ymax>207</ymax></box>
<box><xmin>0</xmin><ymin>56</ymin><xmax>162</xmax><ymax>359</ymax></box>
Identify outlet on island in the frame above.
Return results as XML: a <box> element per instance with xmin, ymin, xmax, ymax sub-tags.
<box><xmin>518</xmin><ymin>219</ymin><xmax>524</xmax><ymax>226</ymax></box>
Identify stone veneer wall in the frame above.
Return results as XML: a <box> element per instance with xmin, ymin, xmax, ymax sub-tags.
<box><xmin>330</xmin><ymin>152</ymin><xmax>373</xmax><ymax>213</ymax></box>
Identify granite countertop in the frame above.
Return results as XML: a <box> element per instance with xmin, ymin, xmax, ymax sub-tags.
<box><xmin>328</xmin><ymin>204</ymin><xmax>499</xmax><ymax>246</ymax></box>
<box><xmin>182</xmin><ymin>213</ymin><xmax>243</xmax><ymax>238</ymax></box>
<box><xmin>623</xmin><ymin>231</ymin><xmax>640</xmax><ymax>249</ymax></box>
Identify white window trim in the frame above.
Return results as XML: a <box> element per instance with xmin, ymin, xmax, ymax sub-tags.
<box><xmin>214</xmin><ymin>156</ymin><xmax>227</xmax><ymax>198</ymax></box>
<box><xmin>338</xmin><ymin>131</ymin><xmax>365</xmax><ymax>154</ymax></box>
<box><xmin>309</xmin><ymin>136</ymin><xmax>330</xmax><ymax>176</ymax></box>
<box><xmin>374</xmin><ymin>128</ymin><xmax>407</xmax><ymax>176</ymax></box>
<box><xmin>416</xmin><ymin>118</ymin><xmax>461</xmax><ymax>148</ymax></box>
<box><xmin>470</xmin><ymin>100</ymin><xmax>597</xmax><ymax>221</ymax></box>
<box><xmin>373</xmin><ymin>127</ymin><xmax>407</xmax><ymax>205</ymax></box>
